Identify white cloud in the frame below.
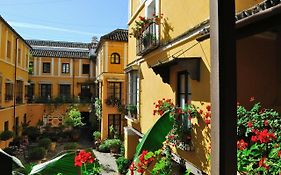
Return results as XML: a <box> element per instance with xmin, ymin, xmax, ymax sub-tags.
<box><xmin>9</xmin><ymin>21</ymin><xmax>101</xmax><ymax>36</ymax></box>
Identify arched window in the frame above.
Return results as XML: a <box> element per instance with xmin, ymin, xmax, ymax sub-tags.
<box><xmin>110</xmin><ymin>53</ymin><xmax>120</xmax><ymax>64</ymax></box>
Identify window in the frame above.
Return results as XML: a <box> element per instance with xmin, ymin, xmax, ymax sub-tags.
<box><xmin>43</xmin><ymin>62</ymin><xmax>51</xmax><ymax>73</ymax></box>
<box><xmin>7</xmin><ymin>40</ymin><xmax>11</xmax><ymax>59</ymax></box>
<box><xmin>108</xmin><ymin>82</ymin><xmax>121</xmax><ymax>100</ymax></box>
<box><xmin>81</xmin><ymin>85</ymin><xmax>92</xmax><ymax>100</ymax></box>
<box><xmin>4</xmin><ymin>121</ymin><xmax>8</xmax><ymax>131</ymax></box>
<box><xmin>29</xmin><ymin>61</ymin><xmax>34</xmax><ymax>74</ymax></box>
<box><xmin>59</xmin><ymin>84</ymin><xmax>71</xmax><ymax>99</ymax></box>
<box><xmin>18</xmin><ymin>48</ymin><xmax>21</xmax><ymax>65</ymax></box>
<box><xmin>110</xmin><ymin>53</ymin><xmax>120</xmax><ymax>64</ymax></box>
<box><xmin>62</xmin><ymin>63</ymin><xmax>70</xmax><ymax>73</ymax></box>
<box><xmin>16</xmin><ymin>80</ymin><xmax>23</xmax><ymax>104</ymax></box>
<box><xmin>82</xmin><ymin>64</ymin><xmax>90</xmax><ymax>74</ymax></box>
<box><xmin>5</xmin><ymin>83</ymin><xmax>13</xmax><ymax>101</ymax></box>
<box><xmin>177</xmin><ymin>72</ymin><xmax>191</xmax><ymax>108</ymax></box>
<box><xmin>27</xmin><ymin>84</ymin><xmax>34</xmax><ymax>102</ymax></box>
<box><xmin>40</xmin><ymin>84</ymin><xmax>52</xmax><ymax>98</ymax></box>
<box><xmin>108</xmin><ymin>114</ymin><xmax>121</xmax><ymax>137</ymax></box>
<box><xmin>127</xmin><ymin>71</ymin><xmax>139</xmax><ymax>106</ymax></box>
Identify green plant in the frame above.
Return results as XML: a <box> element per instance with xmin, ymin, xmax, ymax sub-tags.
<box><xmin>64</xmin><ymin>106</ymin><xmax>84</xmax><ymax>128</ymax></box>
<box><xmin>28</xmin><ymin>147</ymin><xmax>46</xmax><ymax>161</ymax></box>
<box><xmin>127</xmin><ymin>104</ymin><xmax>137</xmax><ymax>115</ymax></box>
<box><xmin>94</xmin><ymin>98</ymin><xmax>102</xmax><ymax>120</ymax></box>
<box><xmin>116</xmin><ymin>156</ymin><xmax>130</xmax><ymax>174</ymax></box>
<box><xmin>63</xmin><ymin>142</ymin><xmax>78</xmax><ymax>150</ymax></box>
<box><xmin>237</xmin><ymin>99</ymin><xmax>281</xmax><ymax>174</ymax></box>
<box><xmin>0</xmin><ymin>130</ymin><xmax>14</xmax><ymax>141</ymax></box>
<box><xmin>23</xmin><ymin>126</ymin><xmax>40</xmax><ymax>142</ymax></box>
<box><xmin>130</xmin><ymin>14</ymin><xmax>163</xmax><ymax>38</ymax></box>
<box><xmin>38</xmin><ymin>138</ymin><xmax>52</xmax><ymax>150</ymax></box>
<box><xmin>92</xmin><ymin>131</ymin><xmax>101</xmax><ymax>141</ymax></box>
<box><xmin>98</xmin><ymin>142</ymin><xmax>110</xmax><ymax>153</ymax></box>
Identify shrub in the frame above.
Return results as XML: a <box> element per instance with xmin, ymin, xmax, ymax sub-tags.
<box><xmin>92</xmin><ymin>131</ymin><xmax>101</xmax><ymax>141</ymax></box>
<box><xmin>0</xmin><ymin>130</ymin><xmax>14</xmax><ymax>141</ymax></box>
<box><xmin>64</xmin><ymin>142</ymin><xmax>78</xmax><ymax>150</ymax></box>
<box><xmin>3</xmin><ymin>147</ymin><xmax>16</xmax><ymax>155</ymax></box>
<box><xmin>64</xmin><ymin>107</ymin><xmax>84</xmax><ymax>128</ymax></box>
<box><xmin>116</xmin><ymin>156</ymin><xmax>130</xmax><ymax>174</ymax></box>
<box><xmin>98</xmin><ymin>143</ymin><xmax>109</xmax><ymax>153</ymax></box>
<box><xmin>28</xmin><ymin>147</ymin><xmax>46</xmax><ymax>161</ymax></box>
<box><xmin>38</xmin><ymin>138</ymin><xmax>52</xmax><ymax>150</ymax></box>
<box><xmin>23</xmin><ymin>126</ymin><xmax>40</xmax><ymax>142</ymax></box>
<box><xmin>105</xmin><ymin>139</ymin><xmax>122</xmax><ymax>150</ymax></box>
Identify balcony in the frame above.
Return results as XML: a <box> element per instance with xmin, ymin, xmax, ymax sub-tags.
<box><xmin>136</xmin><ymin>22</ymin><xmax>159</xmax><ymax>56</ymax></box>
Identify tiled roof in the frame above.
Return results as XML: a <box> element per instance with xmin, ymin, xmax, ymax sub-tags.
<box><xmin>0</xmin><ymin>15</ymin><xmax>31</xmax><ymax>49</ymax></box>
<box><xmin>100</xmin><ymin>29</ymin><xmax>128</xmax><ymax>42</ymax></box>
<box><xmin>27</xmin><ymin>40</ymin><xmax>95</xmax><ymax>59</ymax></box>
<box><xmin>235</xmin><ymin>0</ymin><xmax>281</xmax><ymax>21</ymax></box>
<box><xmin>27</xmin><ymin>40</ymin><xmax>90</xmax><ymax>48</ymax></box>
<box><xmin>96</xmin><ymin>29</ymin><xmax>128</xmax><ymax>52</ymax></box>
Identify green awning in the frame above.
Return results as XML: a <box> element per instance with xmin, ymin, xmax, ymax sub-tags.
<box><xmin>134</xmin><ymin>111</ymin><xmax>174</xmax><ymax>160</ymax></box>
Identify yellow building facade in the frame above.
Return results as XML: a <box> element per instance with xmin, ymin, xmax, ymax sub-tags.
<box><xmin>95</xmin><ymin>29</ymin><xmax>128</xmax><ymax>140</ymax></box>
<box><xmin>26</xmin><ymin>39</ymin><xmax>97</xmax><ymax>127</ymax></box>
<box><xmin>0</xmin><ymin>16</ymin><xmax>31</xmax><ymax>148</ymax></box>
<box><xmin>124</xmin><ymin>0</ymin><xmax>266</xmax><ymax>174</ymax></box>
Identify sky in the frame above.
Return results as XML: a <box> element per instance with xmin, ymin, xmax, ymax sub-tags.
<box><xmin>0</xmin><ymin>0</ymin><xmax>128</xmax><ymax>43</ymax></box>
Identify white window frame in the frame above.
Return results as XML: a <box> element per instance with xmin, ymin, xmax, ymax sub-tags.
<box><xmin>145</xmin><ymin>0</ymin><xmax>160</xmax><ymax>40</ymax></box>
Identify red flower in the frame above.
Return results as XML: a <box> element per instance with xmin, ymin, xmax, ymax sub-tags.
<box><xmin>278</xmin><ymin>150</ymin><xmax>281</xmax><ymax>157</ymax></box>
<box><xmin>206</xmin><ymin>105</ymin><xmax>211</xmax><ymax>111</ymax></box>
<box><xmin>129</xmin><ymin>162</ymin><xmax>135</xmax><ymax>175</ymax></box>
<box><xmin>205</xmin><ymin>118</ymin><xmax>211</xmax><ymax>125</ymax></box>
<box><xmin>249</xmin><ymin>96</ymin><xmax>255</xmax><ymax>102</ymax></box>
<box><xmin>237</xmin><ymin>139</ymin><xmax>248</xmax><ymax>150</ymax></box>
<box><xmin>247</xmin><ymin>122</ymin><xmax>253</xmax><ymax>128</ymax></box>
<box><xmin>74</xmin><ymin>150</ymin><xmax>95</xmax><ymax>167</ymax></box>
<box><xmin>258</xmin><ymin>157</ymin><xmax>270</xmax><ymax>170</ymax></box>
<box><xmin>251</xmin><ymin>129</ymin><xmax>276</xmax><ymax>143</ymax></box>
<box><xmin>264</xmin><ymin>120</ymin><xmax>269</xmax><ymax>127</ymax></box>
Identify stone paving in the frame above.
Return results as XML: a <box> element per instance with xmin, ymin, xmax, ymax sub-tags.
<box><xmin>92</xmin><ymin>149</ymin><xmax>118</xmax><ymax>175</ymax></box>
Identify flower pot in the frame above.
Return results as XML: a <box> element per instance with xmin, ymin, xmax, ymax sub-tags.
<box><xmin>110</xmin><ymin>147</ymin><xmax>119</xmax><ymax>154</ymax></box>
<box><xmin>50</xmin><ymin>142</ymin><xmax>57</xmax><ymax>151</ymax></box>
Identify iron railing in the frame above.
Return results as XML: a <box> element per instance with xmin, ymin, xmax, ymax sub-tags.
<box><xmin>136</xmin><ymin>22</ymin><xmax>159</xmax><ymax>55</ymax></box>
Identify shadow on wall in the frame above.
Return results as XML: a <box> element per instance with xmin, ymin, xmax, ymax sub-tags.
<box><xmin>162</xmin><ymin>17</ymin><xmax>174</xmax><ymax>43</ymax></box>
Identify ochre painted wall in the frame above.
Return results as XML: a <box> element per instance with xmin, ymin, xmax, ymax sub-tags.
<box><xmin>30</xmin><ymin>56</ymin><xmax>95</xmax><ymax>99</ymax></box>
<box><xmin>96</xmin><ymin>39</ymin><xmax>128</xmax><ymax>140</ymax></box>
<box><xmin>0</xmin><ymin>19</ymin><xmax>30</xmax><ymax>149</ymax></box>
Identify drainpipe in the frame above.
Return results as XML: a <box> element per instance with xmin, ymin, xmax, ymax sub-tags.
<box><xmin>14</xmin><ymin>38</ymin><xmax>18</xmax><ymax>133</ymax></box>
<box><xmin>72</xmin><ymin>58</ymin><xmax>75</xmax><ymax>102</ymax></box>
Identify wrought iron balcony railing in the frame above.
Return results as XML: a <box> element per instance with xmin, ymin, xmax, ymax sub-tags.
<box><xmin>136</xmin><ymin>22</ymin><xmax>159</xmax><ymax>55</ymax></box>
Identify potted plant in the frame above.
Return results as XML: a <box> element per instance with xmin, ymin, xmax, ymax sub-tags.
<box><xmin>0</xmin><ymin>130</ymin><xmax>14</xmax><ymax>141</ymax></box>
<box><xmin>92</xmin><ymin>131</ymin><xmax>101</xmax><ymax>148</ymax></box>
<box><xmin>143</xmin><ymin>33</ymin><xmax>156</xmax><ymax>48</ymax></box>
<box><xmin>126</xmin><ymin>104</ymin><xmax>138</xmax><ymax>118</ymax></box>
<box><xmin>64</xmin><ymin>106</ymin><xmax>84</xmax><ymax>141</ymax></box>
<box><xmin>106</xmin><ymin>139</ymin><xmax>122</xmax><ymax>154</ymax></box>
<box><xmin>116</xmin><ymin>156</ymin><xmax>131</xmax><ymax>175</ymax></box>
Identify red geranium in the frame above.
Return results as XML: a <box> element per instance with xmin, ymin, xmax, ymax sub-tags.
<box><xmin>237</xmin><ymin>139</ymin><xmax>248</xmax><ymax>150</ymax></box>
<box><xmin>251</xmin><ymin>129</ymin><xmax>276</xmax><ymax>144</ymax></box>
<box><xmin>74</xmin><ymin>150</ymin><xmax>95</xmax><ymax>167</ymax></box>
